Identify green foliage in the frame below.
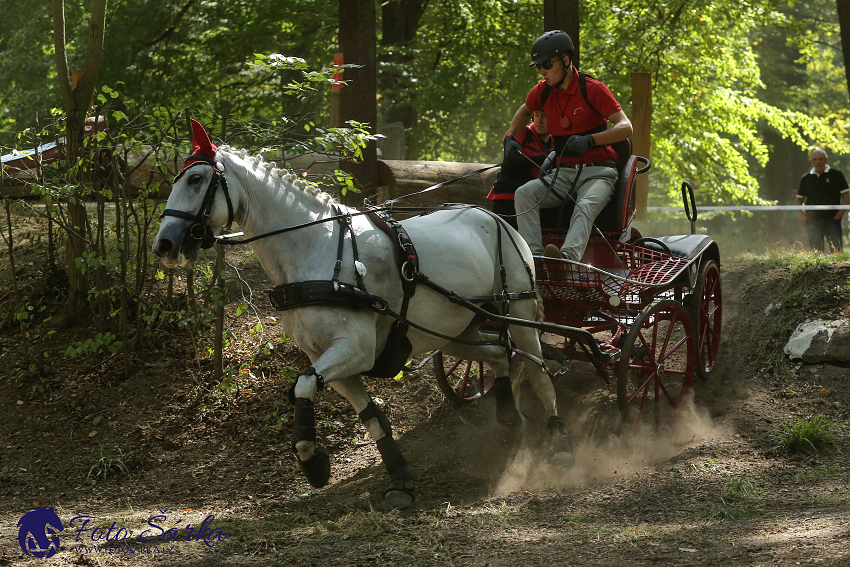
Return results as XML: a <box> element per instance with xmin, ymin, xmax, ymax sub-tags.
<box><xmin>772</xmin><ymin>414</ymin><xmax>839</xmax><ymax>455</ymax></box>
<box><xmin>87</xmin><ymin>442</ymin><xmax>129</xmax><ymax>482</ymax></box>
<box><xmin>3</xmin><ymin>0</ymin><xmax>849</xmax><ymax>209</ymax></box>
<box><xmin>65</xmin><ymin>332</ymin><xmax>123</xmax><ymax>358</ymax></box>
<box><xmin>12</xmin><ymin>302</ymin><xmax>47</xmax><ymax>331</ymax></box>
<box><xmin>389</xmin><ymin>1</ymin><xmax>542</xmax><ymax>162</ymax></box>
<box><xmin>585</xmin><ymin>0</ymin><xmax>847</xmax><ymax>206</ymax></box>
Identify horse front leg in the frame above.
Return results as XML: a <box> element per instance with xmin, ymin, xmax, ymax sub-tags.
<box><xmin>510</xmin><ymin>321</ymin><xmax>576</xmax><ymax>468</ymax></box>
<box><xmin>287</xmin><ymin>325</ymin><xmax>382</xmax><ymax>490</ymax></box>
<box><xmin>290</xmin><ymin>368</ymin><xmax>331</xmax><ymax>488</ymax></box>
<box><xmin>332</xmin><ymin>377</ymin><xmax>415</xmax><ymax>510</ymax></box>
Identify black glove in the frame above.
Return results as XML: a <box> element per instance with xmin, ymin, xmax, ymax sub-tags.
<box><xmin>503</xmin><ymin>135</ymin><xmax>523</xmax><ymax>161</ymax></box>
<box><xmin>564</xmin><ymin>134</ymin><xmax>595</xmax><ymax>156</ymax></box>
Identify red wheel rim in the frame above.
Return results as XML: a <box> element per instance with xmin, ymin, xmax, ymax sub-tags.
<box><xmin>695</xmin><ymin>262</ymin><xmax>721</xmax><ymax>379</ymax></box>
<box><xmin>617</xmin><ymin>300</ymin><xmax>695</xmax><ymax>431</ymax></box>
<box><xmin>433</xmin><ymin>352</ymin><xmax>495</xmax><ymax>404</ymax></box>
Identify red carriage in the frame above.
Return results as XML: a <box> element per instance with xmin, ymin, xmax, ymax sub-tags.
<box><xmin>433</xmin><ymin>141</ymin><xmax>722</xmax><ymax>431</ymax></box>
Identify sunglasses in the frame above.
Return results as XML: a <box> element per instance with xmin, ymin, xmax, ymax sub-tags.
<box><xmin>536</xmin><ymin>58</ymin><xmax>560</xmax><ymax>71</ymax></box>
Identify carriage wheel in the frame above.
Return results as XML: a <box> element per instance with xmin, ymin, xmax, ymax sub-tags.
<box><xmin>616</xmin><ymin>299</ymin><xmax>695</xmax><ymax>431</ymax></box>
<box><xmin>690</xmin><ymin>260</ymin><xmax>722</xmax><ymax>381</ymax></box>
<box><xmin>433</xmin><ymin>352</ymin><xmax>496</xmax><ymax>405</ymax></box>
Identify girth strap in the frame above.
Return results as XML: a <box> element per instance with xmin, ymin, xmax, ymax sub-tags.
<box><xmin>268</xmin><ymin>280</ymin><xmax>387</xmax><ymax>313</ymax></box>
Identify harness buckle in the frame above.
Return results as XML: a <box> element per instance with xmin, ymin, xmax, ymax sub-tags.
<box><xmin>401</xmin><ymin>261</ymin><xmax>417</xmax><ymax>282</ymax></box>
<box><xmin>398</xmin><ymin>232</ymin><xmax>412</xmax><ymax>250</ymax></box>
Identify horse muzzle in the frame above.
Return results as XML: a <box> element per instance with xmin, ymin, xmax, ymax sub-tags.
<box><xmin>153</xmin><ymin>220</ymin><xmax>203</xmax><ymax>267</ymax></box>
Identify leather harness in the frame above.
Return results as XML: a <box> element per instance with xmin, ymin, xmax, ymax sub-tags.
<box><xmin>164</xmin><ymin>153</ymin><xmax>539</xmax><ymax>377</ymax></box>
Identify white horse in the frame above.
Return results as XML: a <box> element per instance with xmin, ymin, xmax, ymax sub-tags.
<box><xmin>152</xmin><ymin>120</ymin><xmax>572</xmax><ymax>510</ymax></box>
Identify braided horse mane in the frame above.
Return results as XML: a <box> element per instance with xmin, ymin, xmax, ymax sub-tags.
<box><xmin>217</xmin><ymin>145</ymin><xmax>338</xmax><ymax>207</ymax></box>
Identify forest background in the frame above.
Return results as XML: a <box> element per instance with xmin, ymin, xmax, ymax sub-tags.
<box><xmin>0</xmin><ymin>0</ymin><xmax>848</xmax><ymax>338</ymax></box>
<box><xmin>2</xmin><ymin>0</ymin><xmax>849</xmax><ymax>209</ymax></box>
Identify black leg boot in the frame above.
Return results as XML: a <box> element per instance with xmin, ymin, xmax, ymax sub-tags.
<box><xmin>292</xmin><ymin>398</ymin><xmax>330</xmax><ymax>488</ymax></box>
<box><xmin>493</xmin><ymin>376</ymin><xmax>521</xmax><ymax>428</ymax></box>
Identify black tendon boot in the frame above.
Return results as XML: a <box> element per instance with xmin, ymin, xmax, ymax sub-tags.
<box><xmin>360</xmin><ymin>401</ymin><xmax>415</xmax><ymax>510</ymax></box>
<box><xmin>291</xmin><ymin>398</ymin><xmax>331</xmax><ymax>487</ymax></box>
<box><xmin>493</xmin><ymin>376</ymin><xmax>521</xmax><ymax>428</ymax></box>
<box><xmin>547</xmin><ymin>415</ymin><xmax>576</xmax><ymax>468</ymax></box>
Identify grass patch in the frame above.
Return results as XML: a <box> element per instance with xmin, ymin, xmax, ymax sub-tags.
<box><xmin>793</xmin><ymin>463</ymin><xmax>843</xmax><ymax>484</ymax></box>
<box><xmin>722</xmin><ymin>476</ymin><xmax>765</xmax><ymax>500</ymax></box>
<box><xmin>87</xmin><ymin>443</ymin><xmax>129</xmax><ymax>482</ymax></box>
<box><xmin>772</xmin><ymin>415</ymin><xmax>839</xmax><ymax>455</ymax></box>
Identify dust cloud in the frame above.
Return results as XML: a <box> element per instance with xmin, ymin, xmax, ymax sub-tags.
<box><xmin>492</xmin><ymin>394</ymin><xmax>731</xmax><ymax>496</ymax></box>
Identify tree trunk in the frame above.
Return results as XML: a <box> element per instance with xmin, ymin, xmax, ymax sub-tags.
<box><xmin>51</xmin><ymin>0</ymin><xmax>108</xmax><ymax>322</ymax></box>
<box><xmin>838</xmin><ymin>0</ymin><xmax>850</xmax><ymax>104</ymax></box>
<box><xmin>379</xmin><ymin>0</ymin><xmax>429</xmax><ymax>128</ymax></box>
<box><xmin>545</xmin><ymin>0</ymin><xmax>580</xmax><ymax>69</ymax></box>
<box><xmin>338</xmin><ymin>0</ymin><xmax>378</xmax><ymax>203</ymax></box>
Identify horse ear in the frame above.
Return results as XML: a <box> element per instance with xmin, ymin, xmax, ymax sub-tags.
<box><xmin>189</xmin><ymin>118</ymin><xmax>218</xmax><ymax>158</ymax></box>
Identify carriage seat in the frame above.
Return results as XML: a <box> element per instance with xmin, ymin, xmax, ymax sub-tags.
<box><xmin>640</xmin><ymin>234</ymin><xmax>715</xmax><ymax>261</ymax></box>
<box><xmin>541</xmin><ymin>138</ymin><xmax>639</xmax><ymax>236</ymax></box>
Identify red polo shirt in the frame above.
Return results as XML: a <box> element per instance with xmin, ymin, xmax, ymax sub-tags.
<box><xmin>525</xmin><ymin>67</ymin><xmax>621</xmax><ymax>164</ymax></box>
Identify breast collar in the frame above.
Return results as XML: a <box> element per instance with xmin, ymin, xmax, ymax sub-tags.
<box><xmin>161</xmin><ymin>153</ymin><xmax>235</xmax><ymax>249</ymax></box>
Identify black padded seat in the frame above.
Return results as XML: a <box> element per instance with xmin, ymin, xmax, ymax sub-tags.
<box><xmin>640</xmin><ymin>234</ymin><xmax>714</xmax><ymax>260</ymax></box>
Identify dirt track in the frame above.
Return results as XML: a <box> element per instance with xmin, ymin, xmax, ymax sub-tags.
<box><xmin>1</xmin><ymin>256</ymin><xmax>849</xmax><ymax>566</ymax></box>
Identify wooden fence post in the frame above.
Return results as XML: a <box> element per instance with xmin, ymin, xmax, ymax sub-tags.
<box><xmin>631</xmin><ymin>72</ymin><xmax>652</xmax><ymax>219</ymax></box>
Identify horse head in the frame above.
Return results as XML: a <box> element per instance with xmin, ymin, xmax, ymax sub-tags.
<box><xmin>153</xmin><ymin>119</ymin><xmax>236</xmax><ymax>267</ymax></box>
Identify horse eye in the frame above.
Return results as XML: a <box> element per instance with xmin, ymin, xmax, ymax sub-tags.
<box><xmin>188</xmin><ymin>173</ymin><xmax>202</xmax><ymax>185</ymax></box>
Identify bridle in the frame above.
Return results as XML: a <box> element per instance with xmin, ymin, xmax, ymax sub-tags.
<box><xmin>161</xmin><ymin>153</ymin><xmax>235</xmax><ymax>249</ymax></box>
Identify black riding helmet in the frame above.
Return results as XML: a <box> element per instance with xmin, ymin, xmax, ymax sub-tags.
<box><xmin>529</xmin><ymin>30</ymin><xmax>574</xmax><ymax>67</ymax></box>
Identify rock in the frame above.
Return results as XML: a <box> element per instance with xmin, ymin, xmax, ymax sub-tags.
<box><xmin>784</xmin><ymin>319</ymin><xmax>850</xmax><ymax>363</ymax></box>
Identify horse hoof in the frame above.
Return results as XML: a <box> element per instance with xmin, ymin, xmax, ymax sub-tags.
<box><xmin>547</xmin><ymin>416</ymin><xmax>574</xmax><ymax>454</ymax></box>
<box><xmin>383</xmin><ymin>489</ymin><xmax>414</xmax><ymax>510</ymax></box>
<box><xmin>549</xmin><ymin>451</ymin><xmax>575</xmax><ymax>468</ymax></box>
<box><xmin>382</xmin><ymin>476</ymin><xmax>415</xmax><ymax>510</ymax></box>
<box><xmin>299</xmin><ymin>447</ymin><xmax>330</xmax><ymax>488</ymax></box>
<box><xmin>494</xmin><ymin>376</ymin><xmax>521</xmax><ymax>428</ymax></box>
<box><xmin>496</xmin><ymin>408</ymin><xmax>522</xmax><ymax>429</ymax></box>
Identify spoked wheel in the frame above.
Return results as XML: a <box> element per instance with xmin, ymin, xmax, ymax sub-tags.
<box><xmin>616</xmin><ymin>299</ymin><xmax>695</xmax><ymax>431</ymax></box>
<box><xmin>433</xmin><ymin>352</ymin><xmax>496</xmax><ymax>404</ymax></box>
<box><xmin>690</xmin><ymin>260</ymin><xmax>722</xmax><ymax>380</ymax></box>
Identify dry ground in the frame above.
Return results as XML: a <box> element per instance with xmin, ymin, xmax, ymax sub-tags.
<box><xmin>0</xmin><ymin>231</ymin><xmax>849</xmax><ymax>566</ymax></box>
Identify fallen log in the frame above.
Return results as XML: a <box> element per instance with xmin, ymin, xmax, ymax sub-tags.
<box><xmin>377</xmin><ymin>160</ymin><xmax>499</xmax><ymax>209</ymax></box>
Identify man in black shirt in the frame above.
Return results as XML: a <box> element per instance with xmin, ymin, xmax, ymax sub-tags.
<box><xmin>796</xmin><ymin>148</ymin><xmax>849</xmax><ymax>252</ymax></box>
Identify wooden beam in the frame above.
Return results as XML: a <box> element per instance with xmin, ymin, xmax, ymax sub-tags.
<box><xmin>631</xmin><ymin>72</ymin><xmax>652</xmax><ymax>219</ymax></box>
<box><xmin>377</xmin><ymin>160</ymin><xmax>499</xmax><ymax>209</ymax></box>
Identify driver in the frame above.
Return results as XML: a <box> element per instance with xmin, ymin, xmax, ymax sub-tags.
<box><xmin>505</xmin><ymin>30</ymin><xmax>633</xmax><ymax>261</ymax></box>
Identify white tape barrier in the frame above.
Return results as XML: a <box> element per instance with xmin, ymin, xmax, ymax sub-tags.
<box><xmin>648</xmin><ymin>205</ymin><xmax>850</xmax><ymax>211</ymax></box>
